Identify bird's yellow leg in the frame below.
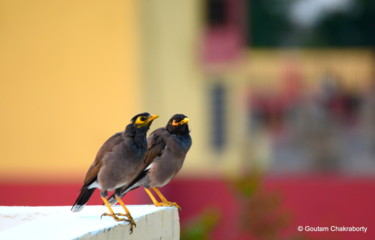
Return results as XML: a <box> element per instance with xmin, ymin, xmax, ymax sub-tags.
<box><xmin>115</xmin><ymin>195</ymin><xmax>136</xmax><ymax>232</ymax></box>
<box><xmin>101</xmin><ymin>196</ymin><xmax>136</xmax><ymax>233</ymax></box>
<box><xmin>144</xmin><ymin>188</ymin><xmax>165</xmax><ymax>207</ymax></box>
<box><xmin>151</xmin><ymin>188</ymin><xmax>168</xmax><ymax>202</ymax></box>
<box><xmin>101</xmin><ymin>196</ymin><xmax>126</xmax><ymax>221</ymax></box>
<box><xmin>152</xmin><ymin>187</ymin><xmax>181</xmax><ymax>209</ymax></box>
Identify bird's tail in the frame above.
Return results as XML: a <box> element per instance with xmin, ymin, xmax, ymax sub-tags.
<box><xmin>71</xmin><ymin>187</ymin><xmax>95</xmax><ymax>212</ymax></box>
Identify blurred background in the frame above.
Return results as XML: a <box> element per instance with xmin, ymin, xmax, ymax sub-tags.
<box><xmin>1</xmin><ymin>0</ymin><xmax>374</xmax><ymax>239</ymax></box>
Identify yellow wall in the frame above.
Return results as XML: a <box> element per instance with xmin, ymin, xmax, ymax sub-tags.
<box><xmin>1</xmin><ymin>0</ymin><xmax>374</xmax><ymax>182</ymax></box>
<box><xmin>0</xmin><ymin>0</ymin><xmax>141</xmax><ymax>182</ymax></box>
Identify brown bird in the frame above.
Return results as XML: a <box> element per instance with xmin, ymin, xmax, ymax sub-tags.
<box><xmin>71</xmin><ymin>112</ymin><xmax>159</xmax><ymax>232</ymax></box>
<box><xmin>108</xmin><ymin>114</ymin><xmax>192</xmax><ymax>209</ymax></box>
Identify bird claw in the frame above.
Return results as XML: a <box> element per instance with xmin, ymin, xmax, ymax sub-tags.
<box><xmin>127</xmin><ymin>219</ymin><xmax>137</xmax><ymax>234</ymax></box>
<box><xmin>100</xmin><ymin>212</ymin><xmax>133</xmax><ymax>220</ymax></box>
<box><xmin>101</xmin><ymin>212</ymin><xmax>127</xmax><ymax>221</ymax></box>
<box><xmin>114</xmin><ymin>212</ymin><xmax>127</xmax><ymax>216</ymax></box>
<box><xmin>166</xmin><ymin>202</ymin><xmax>182</xmax><ymax>210</ymax></box>
<box><xmin>100</xmin><ymin>213</ymin><xmax>137</xmax><ymax>233</ymax></box>
<box><xmin>155</xmin><ymin>201</ymin><xmax>182</xmax><ymax>210</ymax></box>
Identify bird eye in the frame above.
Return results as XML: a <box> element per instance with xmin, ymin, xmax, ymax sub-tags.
<box><xmin>140</xmin><ymin>117</ymin><xmax>146</xmax><ymax>121</ymax></box>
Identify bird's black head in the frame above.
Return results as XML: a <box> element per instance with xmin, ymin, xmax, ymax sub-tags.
<box><xmin>166</xmin><ymin>114</ymin><xmax>190</xmax><ymax>135</ymax></box>
<box><xmin>130</xmin><ymin>112</ymin><xmax>159</xmax><ymax>129</ymax></box>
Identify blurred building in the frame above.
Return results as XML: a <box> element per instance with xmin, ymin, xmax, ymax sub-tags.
<box><xmin>137</xmin><ymin>0</ymin><xmax>375</xmax><ymax>176</ymax></box>
<box><xmin>140</xmin><ymin>0</ymin><xmax>375</xmax><ymax>239</ymax></box>
<box><xmin>136</xmin><ymin>1</ymin><xmax>375</xmax><ymax>238</ymax></box>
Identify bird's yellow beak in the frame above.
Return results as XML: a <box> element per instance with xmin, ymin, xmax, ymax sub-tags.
<box><xmin>146</xmin><ymin>114</ymin><xmax>159</xmax><ymax>123</ymax></box>
<box><xmin>172</xmin><ymin>117</ymin><xmax>189</xmax><ymax>126</ymax></box>
<box><xmin>180</xmin><ymin>117</ymin><xmax>189</xmax><ymax>125</ymax></box>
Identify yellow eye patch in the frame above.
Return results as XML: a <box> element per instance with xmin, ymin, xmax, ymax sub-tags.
<box><xmin>134</xmin><ymin>114</ymin><xmax>159</xmax><ymax>127</ymax></box>
<box><xmin>135</xmin><ymin>116</ymin><xmax>147</xmax><ymax>125</ymax></box>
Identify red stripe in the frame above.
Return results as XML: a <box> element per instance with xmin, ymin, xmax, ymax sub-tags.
<box><xmin>1</xmin><ymin>176</ymin><xmax>374</xmax><ymax>240</ymax></box>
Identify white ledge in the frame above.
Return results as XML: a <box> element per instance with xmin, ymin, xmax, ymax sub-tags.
<box><xmin>0</xmin><ymin>205</ymin><xmax>179</xmax><ymax>240</ymax></box>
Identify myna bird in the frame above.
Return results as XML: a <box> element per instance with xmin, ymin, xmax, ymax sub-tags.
<box><xmin>108</xmin><ymin>114</ymin><xmax>192</xmax><ymax>209</ymax></box>
<box><xmin>71</xmin><ymin>112</ymin><xmax>159</xmax><ymax>232</ymax></box>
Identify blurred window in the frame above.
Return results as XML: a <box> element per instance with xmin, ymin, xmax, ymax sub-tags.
<box><xmin>206</xmin><ymin>0</ymin><xmax>228</xmax><ymax>27</ymax></box>
<box><xmin>211</xmin><ymin>81</ymin><xmax>227</xmax><ymax>152</ymax></box>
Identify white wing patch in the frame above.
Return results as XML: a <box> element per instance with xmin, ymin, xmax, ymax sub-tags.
<box><xmin>146</xmin><ymin>162</ymin><xmax>154</xmax><ymax>171</ymax></box>
<box><xmin>87</xmin><ymin>181</ymin><xmax>100</xmax><ymax>189</ymax></box>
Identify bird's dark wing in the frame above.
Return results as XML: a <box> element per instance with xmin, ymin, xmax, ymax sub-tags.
<box><xmin>72</xmin><ymin>132</ymin><xmax>124</xmax><ymax>212</ymax></box>
<box><xmin>82</xmin><ymin>132</ymin><xmax>124</xmax><ymax>189</ymax></box>
<box><xmin>144</xmin><ymin>128</ymin><xmax>167</xmax><ymax>166</ymax></box>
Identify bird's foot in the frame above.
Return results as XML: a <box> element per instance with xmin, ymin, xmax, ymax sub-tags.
<box><xmin>101</xmin><ymin>213</ymin><xmax>137</xmax><ymax>233</ymax></box>
<box><xmin>126</xmin><ymin>216</ymin><xmax>137</xmax><ymax>234</ymax></box>
<box><xmin>113</xmin><ymin>212</ymin><xmax>127</xmax><ymax>216</ymax></box>
<box><xmin>101</xmin><ymin>212</ymin><xmax>128</xmax><ymax>221</ymax></box>
<box><xmin>163</xmin><ymin>201</ymin><xmax>182</xmax><ymax>210</ymax></box>
<box><xmin>154</xmin><ymin>201</ymin><xmax>182</xmax><ymax>210</ymax></box>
